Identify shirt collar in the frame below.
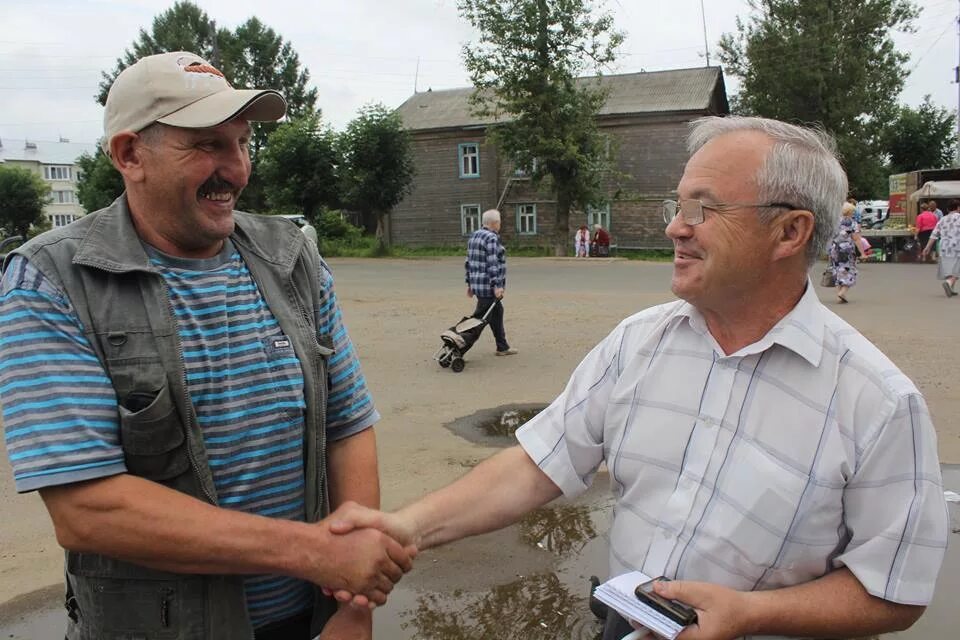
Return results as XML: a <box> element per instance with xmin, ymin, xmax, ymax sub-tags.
<box><xmin>675</xmin><ymin>278</ymin><xmax>826</xmax><ymax>367</ymax></box>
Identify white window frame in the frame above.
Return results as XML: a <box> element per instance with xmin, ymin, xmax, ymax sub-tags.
<box><xmin>461</xmin><ymin>204</ymin><xmax>481</xmax><ymax>236</ymax></box>
<box><xmin>587</xmin><ymin>204</ymin><xmax>610</xmax><ymax>231</ymax></box>
<box><xmin>44</xmin><ymin>165</ymin><xmax>73</xmax><ymax>181</ymax></box>
<box><xmin>51</xmin><ymin>213</ymin><xmax>78</xmax><ymax>227</ymax></box>
<box><xmin>51</xmin><ymin>190</ymin><xmax>76</xmax><ymax>204</ymax></box>
<box><xmin>516</xmin><ymin>203</ymin><xmax>537</xmax><ymax>235</ymax></box>
<box><xmin>458</xmin><ymin>143</ymin><xmax>480</xmax><ymax>178</ymax></box>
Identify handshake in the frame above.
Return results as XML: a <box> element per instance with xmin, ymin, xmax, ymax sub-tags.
<box><xmin>308</xmin><ymin>501</ymin><xmax>419</xmax><ymax>608</ymax></box>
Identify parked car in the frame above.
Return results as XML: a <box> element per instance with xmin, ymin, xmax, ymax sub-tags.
<box><xmin>859</xmin><ymin>200</ymin><xmax>889</xmax><ymax>228</ymax></box>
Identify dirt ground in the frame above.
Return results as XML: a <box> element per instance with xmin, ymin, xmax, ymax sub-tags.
<box><xmin>1</xmin><ymin>257</ymin><xmax>958</xmax><ymax>638</ymax></box>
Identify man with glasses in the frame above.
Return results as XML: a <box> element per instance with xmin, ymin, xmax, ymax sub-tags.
<box><xmin>330</xmin><ymin>117</ymin><xmax>947</xmax><ymax>640</ymax></box>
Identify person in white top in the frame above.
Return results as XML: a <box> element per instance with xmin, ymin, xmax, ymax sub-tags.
<box><xmin>330</xmin><ymin>117</ymin><xmax>948</xmax><ymax>640</ymax></box>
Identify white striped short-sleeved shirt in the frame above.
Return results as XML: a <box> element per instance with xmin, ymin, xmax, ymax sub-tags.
<box><xmin>517</xmin><ymin>282</ymin><xmax>948</xmax><ymax>616</ymax></box>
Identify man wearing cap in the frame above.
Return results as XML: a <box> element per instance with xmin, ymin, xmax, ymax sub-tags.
<box><xmin>0</xmin><ymin>52</ymin><xmax>410</xmax><ymax>639</ymax></box>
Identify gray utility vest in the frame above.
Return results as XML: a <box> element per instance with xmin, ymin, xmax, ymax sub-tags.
<box><xmin>10</xmin><ymin>197</ymin><xmax>336</xmax><ymax>639</ymax></box>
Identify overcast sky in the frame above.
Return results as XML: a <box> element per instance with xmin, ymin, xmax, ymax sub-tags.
<box><xmin>1</xmin><ymin>0</ymin><xmax>957</xmax><ymax>146</ymax></box>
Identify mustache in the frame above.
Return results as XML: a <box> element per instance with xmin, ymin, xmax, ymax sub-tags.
<box><xmin>198</xmin><ymin>176</ymin><xmax>239</xmax><ymax>196</ymax></box>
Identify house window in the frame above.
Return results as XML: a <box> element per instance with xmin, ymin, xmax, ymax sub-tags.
<box><xmin>458</xmin><ymin>143</ymin><xmax>479</xmax><ymax>178</ymax></box>
<box><xmin>587</xmin><ymin>204</ymin><xmax>610</xmax><ymax>231</ymax></box>
<box><xmin>44</xmin><ymin>165</ymin><xmax>73</xmax><ymax>181</ymax></box>
<box><xmin>51</xmin><ymin>214</ymin><xmax>78</xmax><ymax>227</ymax></box>
<box><xmin>51</xmin><ymin>190</ymin><xmax>76</xmax><ymax>204</ymax></box>
<box><xmin>461</xmin><ymin>204</ymin><xmax>481</xmax><ymax>236</ymax></box>
<box><xmin>514</xmin><ymin>158</ymin><xmax>538</xmax><ymax>177</ymax></box>
<box><xmin>517</xmin><ymin>204</ymin><xmax>537</xmax><ymax>235</ymax></box>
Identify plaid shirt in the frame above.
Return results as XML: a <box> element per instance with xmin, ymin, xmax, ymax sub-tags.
<box><xmin>518</xmin><ymin>283</ymin><xmax>947</xmax><ymax>615</ymax></box>
<box><xmin>465</xmin><ymin>226</ymin><xmax>505</xmax><ymax>297</ymax></box>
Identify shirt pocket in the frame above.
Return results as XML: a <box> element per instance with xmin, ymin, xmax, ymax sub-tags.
<box><xmin>699</xmin><ymin>438</ymin><xmax>812</xmax><ymax>581</ymax></box>
<box><xmin>118</xmin><ymin>383</ymin><xmax>190</xmax><ymax>482</ymax></box>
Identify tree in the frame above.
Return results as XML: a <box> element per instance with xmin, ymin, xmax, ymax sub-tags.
<box><xmin>76</xmin><ymin>148</ymin><xmax>125</xmax><ymax>212</ymax></box>
<box><xmin>221</xmin><ymin>17</ymin><xmax>319</xmax><ymax>212</ymax></box>
<box><xmin>96</xmin><ymin>3</ymin><xmax>319</xmax><ymax>212</ymax></box>
<box><xmin>458</xmin><ymin>0</ymin><xmax>623</xmax><ymax>254</ymax></box>
<box><xmin>258</xmin><ymin>113</ymin><xmax>339</xmax><ymax>220</ymax></box>
<box><xmin>339</xmin><ymin>104</ymin><xmax>415</xmax><ymax>248</ymax></box>
<box><xmin>882</xmin><ymin>96</ymin><xmax>957</xmax><ymax>173</ymax></box>
<box><xmin>0</xmin><ymin>166</ymin><xmax>50</xmax><ymax>239</ymax></box>
<box><xmin>718</xmin><ymin>0</ymin><xmax>920</xmax><ymax>197</ymax></box>
<box><xmin>96</xmin><ymin>1</ymin><xmax>226</xmax><ymax>105</ymax></box>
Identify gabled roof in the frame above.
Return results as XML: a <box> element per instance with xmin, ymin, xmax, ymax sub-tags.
<box><xmin>0</xmin><ymin>138</ymin><xmax>96</xmax><ymax>166</ymax></box>
<box><xmin>396</xmin><ymin>66</ymin><xmax>728</xmax><ymax>132</ymax></box>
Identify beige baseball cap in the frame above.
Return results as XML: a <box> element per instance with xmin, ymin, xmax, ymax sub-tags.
<box><xmin>102</xmin><ymin>51</ymin><xmax>286</xmax><ymax>154</ymax></box>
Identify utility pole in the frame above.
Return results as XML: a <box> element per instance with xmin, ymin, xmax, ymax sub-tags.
<box><xmin>700</xmin><ymin>0</ymin><xmax>711</xmax><ymax>66</ymax></box>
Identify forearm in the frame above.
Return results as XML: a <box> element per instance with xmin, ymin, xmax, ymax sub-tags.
<box><xmin>744</xmin><ymin>568</ymin><xmax>924</xmax><ymax>637</ymax></box>
<box><xmin>400</xmin><ymin>445</ymin><xmax>561</xmax><ymax>550</ymax></box>
<box><xmin>41</xmin><ymin>474</ymin><xmax>315</xmax><ymax>579</ymax></box>
<box><xmin>326</xmin><ymin>429</ymin><xmax>380</xmax><ymax>628</ymax></box>
<box><xmin>328</xmin><ymin>427</ymin><xmax>380</xmax><ymax>510</ymax></box>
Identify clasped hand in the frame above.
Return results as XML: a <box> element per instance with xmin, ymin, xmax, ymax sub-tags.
<box><xmin>315</xmin><ymin>501</ymin><xmax>419</xmax><ymax>608</ymax></box>
<box><xmin>310</xmin><ymin>502</ymin><xmax>418</xmax><ymax>608</ymax></box>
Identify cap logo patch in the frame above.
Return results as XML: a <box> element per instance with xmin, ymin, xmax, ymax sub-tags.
<box><xmin>183</xmin><ymin>62</ymin><xmax>226</xmax><ymax>79</ymax></box>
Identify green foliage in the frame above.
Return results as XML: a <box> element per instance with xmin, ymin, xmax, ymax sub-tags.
<box><xmin>339</xmin><ymin>103</ymin><xmax>416</xmax><ymax>247</ymax></box>
<box><xmin>314</xmin><ymin>210</ymin><xmax>361</xmax><ymax>242</ymax></box>
<box><xmin>220</xmin><ymin>17</ymin><xmax>319</xmax><ymax>159</ymax></box>
<box><xmin>718</xmin><ymin>0</ymin><xmax>920</xmax><ymax>197</ymax></box>
<box><xmin>76</xmin><ymin>148</ymin><xmax>124</xmax><ymax>212</ymax></box>
<box><xmin>96</xmin><ymin>2</ymin><xmax>318</xmax><ymax>212</ymax></box>
<box><xmin>258</xmin><ymin>114</ymin><xmax>339</xmax><ymax>220</ymax></box>
<box><xmin>458</xmin><ymin>0</ymin><xmax>623</xmax><ymax>254</ymax></box>
<box><xmin>882</xmin><ymin>96</ymin><xmax>957</xmax><ymax>173</ymax></box>
<box><xmin>96</xmin><ymin>1</ymin><xmax>225</xmax><ymax>105</ymax></box>
<box><xmin>0</xmin><ymin>166</ymin><xmax>51</xmax><ymax>238</ymax></box>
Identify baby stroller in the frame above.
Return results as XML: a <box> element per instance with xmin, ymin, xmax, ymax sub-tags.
<box><xmin>433</xmin><ymin>301</ymin><xmax>499</xmax><ymax>373</ymax></box>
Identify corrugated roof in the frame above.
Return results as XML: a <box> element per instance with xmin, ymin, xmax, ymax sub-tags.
<box><xmin>396</xmin><ymin>66</ymin><xmax>726</xmax><ymax>131</ymax></box>
<box><xmin>0</xmin><ymin>138</ymin><xmax>96</xmax><ymax>166</ymax></box>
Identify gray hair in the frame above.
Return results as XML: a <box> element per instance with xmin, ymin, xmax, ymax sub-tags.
<box><xmin>482</xmin><ymin>209</ymin><xmax>501</xmax><ymax>226</ymax></box>
<box><xmin>687</xmin><ymin>116</ymin><xmax>847</xmax><ymax>265</ymax></box>
<box><xmin>135</xmin><ymin>122</ymin><xmax>170</xmax><ymax>147</ymax></box>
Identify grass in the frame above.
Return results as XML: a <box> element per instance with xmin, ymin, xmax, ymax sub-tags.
<box><xmin>320</xmin><ymin>237</ymin><xmax>674</xmax><ymax>262</ymax></box>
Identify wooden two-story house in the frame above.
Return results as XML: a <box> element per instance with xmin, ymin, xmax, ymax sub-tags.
<box><xmin>390</xmin><ymin>66</ymin><xmax>729</xmax><ymax>249</ymax></box>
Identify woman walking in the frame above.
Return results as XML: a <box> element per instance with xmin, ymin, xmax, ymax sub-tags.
<box><xmin>922</xmin><ymin>199</ymin><xmax>960</xmax><ymax>297</ymax></box>
<box><xmin>829</xmin><ymin>202</ymin><xmax>867</xmax><ymax>303</ymax></box>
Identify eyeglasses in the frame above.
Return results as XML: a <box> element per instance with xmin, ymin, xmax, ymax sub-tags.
<box><xmin>662</xmin><ymin>199</ymin><xmax>798</xmax><ymax>226</ymax></box>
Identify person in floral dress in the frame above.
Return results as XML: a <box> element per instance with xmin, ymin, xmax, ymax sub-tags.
<box><xmin>829</xmin><ymin>202</ymin><xmax>866</xmax><ymax>303</ymax></box>
<box><xmin>923</xmin><ymin>199</ymin><xmax>960</xmax><ymax>297</ymax></box>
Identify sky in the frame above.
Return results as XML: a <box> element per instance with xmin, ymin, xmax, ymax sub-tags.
<box><xmin>1</xmin><ymin>0</ymin><xmax>958</xmax><ymax>146</ymax></box>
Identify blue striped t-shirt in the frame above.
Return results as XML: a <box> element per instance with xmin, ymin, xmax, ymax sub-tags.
<box><xmin>0</xmin><ymin>241</ymin><xmax>378</xmax><ymax>628</ymax></box>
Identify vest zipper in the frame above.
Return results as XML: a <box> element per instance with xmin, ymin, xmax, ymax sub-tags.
<box><xmin>160</xmin><ymin>587</ymin><xmax>174</xmax><ymax>627</ymax></box>
<box><xmin>294</xmin><ymin>289</ymin><xmax>329</xmax><ymax>519</ymax></box>
<box><xmin>165</xmin><ymin>293</ymin><xmax>216</xmax><ymax>505</ymax></box>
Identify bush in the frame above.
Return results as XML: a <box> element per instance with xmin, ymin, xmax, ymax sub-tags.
<box><xmin>315</xmin><ymin>210</ymin><xmax>362</xmax><ymax>242</ymax></box>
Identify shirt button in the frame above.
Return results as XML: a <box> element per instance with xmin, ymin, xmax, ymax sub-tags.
<box><xmin>660</xmin><ymin>528</ymin><xmax>673</xmax><ymax>540</ymax></box>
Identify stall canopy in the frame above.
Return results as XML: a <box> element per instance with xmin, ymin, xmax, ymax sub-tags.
<box><xmin>909</xmin><ymin>180</ymin><xmax>960</xmax><ymax>201</ymax></box>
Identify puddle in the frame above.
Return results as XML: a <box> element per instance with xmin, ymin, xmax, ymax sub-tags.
<box><xmin>400</xmin><ymin>572</ymin><xmax>602</xmax><ymax>640</ymax></box>
<box><xmin>520</xmin><ymin>503</ymin><xmax>600</xmax><ymax>555</ymax></box>
<box><xmin>445</xmin><ymin>403</ymin><xmax>548</xmax><ymax>446</ymax></box>
<box><xmin>12</xmin><ymin>466</ymin><xmax>960</xmax><ymax>639</ymax></box>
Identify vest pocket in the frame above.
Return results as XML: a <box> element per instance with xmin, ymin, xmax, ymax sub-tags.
<box><xmin>119</xmin><ymin>385</ymin><xmax>190</xmax><ymax>481</ymax></box>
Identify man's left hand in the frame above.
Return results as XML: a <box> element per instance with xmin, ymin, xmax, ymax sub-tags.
<box><xmin>319</xmin><ymin>605</ymin><xmax>372</xmax><ymax>640</ymax></box>
<box><xmin>639</xmin><ymin>579</ymin><xmax>752</xmax><ymax>640</ymax></box>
